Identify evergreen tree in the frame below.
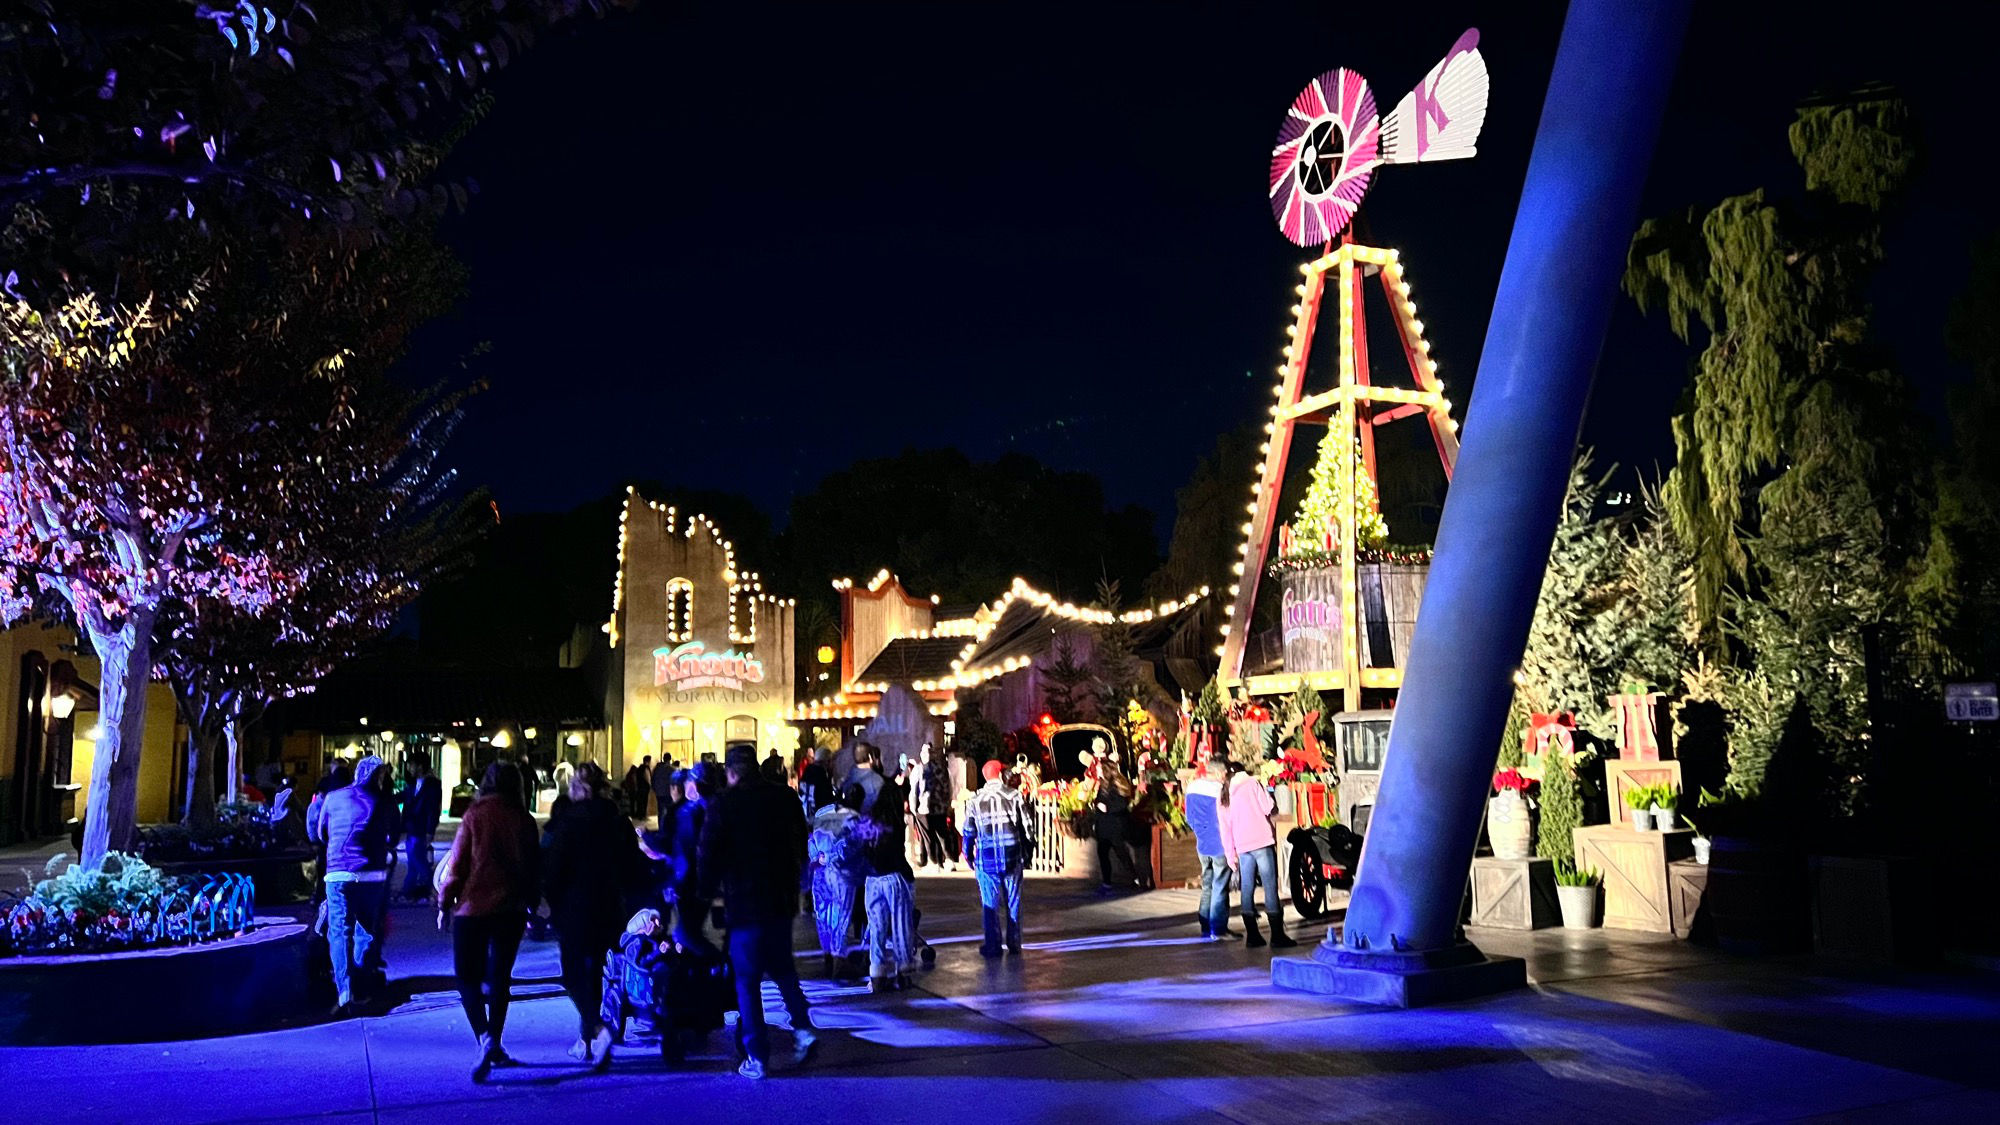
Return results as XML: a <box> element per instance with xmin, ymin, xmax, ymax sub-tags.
<box><xmin>1626</xmin><ymin>88</ymin><xmax>1942</xmax><ymax>813</ymax></box>
<box><xmin>1288</xmin><ymin>432</ymin><xmax>1388</xmax><ymax>555</ymax></box>
<box><xmin>1042</xmin><ymin>633</ymin><xmax>1094</xmax><ymax>724</ymax></box>
<box><xmin>1537</xmin><ymin>747</ymin><xmax>1582</xmax><ymax>868</ymax></box>
<box><xmin>1517</xmin><ymin>453</ymin><xmax>1626</xmax><ymax>737</ymax></box>
<box><xmin>1191</xmin><ymin>676</ymin><xmax>1225</xmax><ymax>728</ymax></box>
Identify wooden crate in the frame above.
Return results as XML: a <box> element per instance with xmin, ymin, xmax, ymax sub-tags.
<box><xmin>1575</xmin><ymin>824</ymin><xmax>1695</xmax><ymax>933</ymax></box>
<box><xmin>1604</xmin><ymin>759</ymin><xmax>1683</xmax><ymax>828</ymax></box>
<box><xmin>1668</xmin><ymin>859</ymin><xmax>1709</xmax><ymax>939</ymax></box>
<box><xmin>1470</xmin><ymin>856</ymin><xmax>1560</xmax><ymax>930</ymax></box>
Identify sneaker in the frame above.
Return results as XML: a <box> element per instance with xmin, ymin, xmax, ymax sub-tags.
<box><xmin>791</xmin><ymin>1027</ymin><xmax>818</xmax><ymax>1065</ymax></box>
<box><xmin>590</xmin><ymin>1026</ymin><xmax>615</xmax><ymax>1071</ymax></box>
<box><xmin>472</xmin><ymin>1038</ymin><xmax>496</xmax><ymax>1084</ymax></box>
<box><xmin>737</xmin><ymin>1057</ymin><xmax>767</xmax><ymax>1080</ymax></box>
<box><xmin>978</xmin><ymin>945</ymin><xmax>1002</xmax><ymax>959</ymax></box>
<box><xmin>1005</xmin><ymin>943</ymin><xmax>1023</xmax><ymax>956</ymax></box>
<box><xmin>488</xmin><ymin>1044</ymin><xmax>517</xmax><ymax>1068</ymax></box>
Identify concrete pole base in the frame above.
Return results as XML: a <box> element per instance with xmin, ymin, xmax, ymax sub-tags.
<box><xmin>1271</xmin><ymin>937</ymin><xmax>1527</xmax><ymax>1008</ymax></box>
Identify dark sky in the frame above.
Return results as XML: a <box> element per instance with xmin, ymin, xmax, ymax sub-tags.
<box><xmin>406</xmin><ymin>0</ymin><xmax>1996</xmax><ymax>538</ymax></box>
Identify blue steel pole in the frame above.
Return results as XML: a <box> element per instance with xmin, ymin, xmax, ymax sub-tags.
<box><xmin>1337</xmin><ymin>0</ymin><xmax>1691</xmax><ymax>956</ymax></box>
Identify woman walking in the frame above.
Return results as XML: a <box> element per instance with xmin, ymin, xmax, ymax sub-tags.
<box><xmin>542</xmin><ymin>761</ymin><xmax>645</xmax><ymax>1069</ymax></box>
<box><xmin>1093</xmin><ymin>771</ymin><xmax>1144</xmax><ymax>891</ymax></box>
<box><xmin>806</xmin><ymin>793</ymin><xmax>864</xmax><ymax>978</ymax></box>
<box><xmin>438</xmin><ymin>761</ymin><xmax>541</xmax><ymax>1083</ymax></box>
<box><xmin>1218</xmin><ymin>760</ymin><xmax>1296</xmax><ymax>949</ymax></box>
<box><xmin>848</xmin><ymin>781</ymin><xmax>919</xmax><ymax>992</ymax></box>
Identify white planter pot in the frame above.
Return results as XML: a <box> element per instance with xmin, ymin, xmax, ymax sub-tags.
<box><xmin>1692</xmin><ymin>836</ymin><xmax>1711</xmax><ymax>865</ymax></box>
<box><xmin>1629</xmin><ymin>808</ymin><xmax>1654</xmax><ymax>831</ymax></box>
<box><xmin>1487</xmin><ymin>792</ymin><xmax>1531</xmax><ymax>860</ymax></box>
<box><xmin>1557</xmin><ymin>884</ymin><xmax>1601</xmax><ymax>929</ymax></box>
<box><xmin>1654</xmin><ymin>806</ymin><xmax>1678</xmax><ymax>832</ymax></box>
<box><xmin>1273</xmin><ymin>783</ymin><xmax>1295</xmax><ymax>817</ymax></box>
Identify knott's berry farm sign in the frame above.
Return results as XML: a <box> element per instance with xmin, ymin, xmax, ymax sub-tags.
<box><xmin>653</xmin><ymin>641</ymin><xmax>766</xmax><ymax>692</ymax></box>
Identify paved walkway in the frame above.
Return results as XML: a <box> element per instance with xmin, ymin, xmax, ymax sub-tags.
<box><xmin>5</xmin><ymin>867</ymin><xmax>2000</xmax><ymax>1124</ymax></box>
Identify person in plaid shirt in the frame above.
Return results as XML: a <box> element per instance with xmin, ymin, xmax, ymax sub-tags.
<box><xmin>961</xmin><ymin>760</ymin><xmax>1036</xmax><ymax>957</ymax></box>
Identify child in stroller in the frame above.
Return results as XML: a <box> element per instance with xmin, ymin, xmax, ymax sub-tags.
<box><xmin>600</xmin><ymin>908</ymin><xmax>733</xmax><ymax>1062</ymax></box>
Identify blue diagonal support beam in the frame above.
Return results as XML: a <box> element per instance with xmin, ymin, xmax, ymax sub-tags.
<box><xmin>1287</xmin><ymin>0</ymin><xmax>1693</xmax><ymax>982</ymax></box>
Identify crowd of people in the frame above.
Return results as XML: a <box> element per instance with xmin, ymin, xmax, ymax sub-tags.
<box><xmin>289</xmin><ymin>733</ymin><xmax>1295</xmax><ymax>1084</ymax></box>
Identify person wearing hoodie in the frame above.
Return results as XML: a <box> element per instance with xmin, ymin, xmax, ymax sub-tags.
<box><xmin>1217</xmin><ymin>760</ymin><xmax>1297</xmax><ymax>949</ymax></box>
<box><xmin>308</xmin><ymin>754</ymin><xmax>399</xmax><ymax>1014</ymax></box>
<box><xmin>542</xmin><ymin>760</ymin><xmax>645</xmax><ymax>1069</ymax></box>
<box><xmin>1183</xmin><ymin>753</ymin><xmax>1235</xmax><ymax>941</ymax></box>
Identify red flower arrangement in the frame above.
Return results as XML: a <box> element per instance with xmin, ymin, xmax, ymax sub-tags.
<box><xmin>1492</xmin><ymin>768</ymin><xmax>1529</xmax><ymax>795</ymax></box>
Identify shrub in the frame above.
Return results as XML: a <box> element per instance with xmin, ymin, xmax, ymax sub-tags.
<box><xmin>2</xmin><ymin>852</ymin><xmax>254</xmax><ymax>957</ymax></box>
<box><xmin>1537</xmin><ymin>752</ymin><xmax>1583</xmax><ymax>867</ymax></box>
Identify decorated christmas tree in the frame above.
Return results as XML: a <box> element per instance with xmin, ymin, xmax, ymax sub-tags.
<box><xmin>1287</xmin><ymin>431</ymin><xmax>1389</xmax><ymax>557</ymax></box>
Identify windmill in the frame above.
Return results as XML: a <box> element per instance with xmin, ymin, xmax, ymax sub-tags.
<box><xmin>1218</xmin><ymin>30</ymin><xmax>1490</xmax><ymax>713</ymax></box>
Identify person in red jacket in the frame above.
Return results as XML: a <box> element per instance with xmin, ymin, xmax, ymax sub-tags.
<box><xmin>438</xmin><ymin>761</ymin><xmax>541</xmax><ymax>1083</ymax></box>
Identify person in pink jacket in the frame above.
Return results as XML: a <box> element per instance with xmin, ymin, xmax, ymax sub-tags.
<box><xmin>1217</xmin><ymin>762</ymin><xmax>1297</xmax><ymax>949</ymax></box>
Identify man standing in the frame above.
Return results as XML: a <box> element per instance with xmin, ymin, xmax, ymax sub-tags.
<box><xmin>308</xmin><ymin>754</ymin><xmax>398</xmax><ymax>1015</ymax></box>
<box><xmin>961</xmin><ymin>760</ymin><xmax>1035</xmax><ymax>957</ymax></box>
<box><xmin>700</xmin><ymin>743</ymin><xmax>816</xmax><ymax>1079</ymax></box>
<box><xmin>401</xmin><ymin>752</ymin><xmax>445</xmax><ymax>903</ymax></box>
<box><xmin>799</xmin><ymin>744</ymin><xmax>833</xmax><ymax>814</ymax></box>
<box><xmin>1183</xmin><ymin>753</ymin><xmax>1233</xmax><ymax>941</ymax></box>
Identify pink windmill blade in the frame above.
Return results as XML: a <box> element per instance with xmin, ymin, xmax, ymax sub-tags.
<box><xmin>1269</xmin><ymin>67</ymin><xmax>1381</xmax><ymax>248</ymax></box>
<box><xmin>1267</xmin><ymin>29</ymin><xmax>1489</xmax><ymax>248</ymax></box>
<box><xmin>1381</xmin><ymin>29</ymin><xmax>1490</xmax><ymax>164</ymax></box>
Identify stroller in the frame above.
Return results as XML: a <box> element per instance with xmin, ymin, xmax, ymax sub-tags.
<box><xmin>601</xmin><ymin>910</ymin><xmax>735</xmax><ymax>1062</ymax></box>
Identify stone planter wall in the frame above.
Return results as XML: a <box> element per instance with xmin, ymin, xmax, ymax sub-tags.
<box><xmin>0</xmin><ymin>918</ymin><xmax>314</xmax><ymax>1045</ymax></box>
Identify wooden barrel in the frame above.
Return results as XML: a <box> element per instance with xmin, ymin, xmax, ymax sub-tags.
<box><xmin>1703</xmin><ymin>836</ymin><xmax>1810</xmax><ymax>953</ymax></box>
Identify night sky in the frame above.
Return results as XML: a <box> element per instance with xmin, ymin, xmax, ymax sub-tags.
<box><xmin>406</xmin><ymin>0</ymin><xmax>1996</xmax><ymax>541</ymax></box>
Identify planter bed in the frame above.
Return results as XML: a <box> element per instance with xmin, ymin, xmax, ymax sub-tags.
<box><xmin>0</xmin><ymin>917</ymin><xmax>313</xmax><ymax>1045</ymax></box>
<box><xmin>150</xmin><ymin>850</ymin><xmax>317</xmax><ymax>906</ymax></box>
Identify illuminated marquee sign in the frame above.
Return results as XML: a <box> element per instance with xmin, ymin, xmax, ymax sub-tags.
<box><xmin>654</xmin><ymin>641</ymin><xmax>766</xmax><ymax>691</ymax></box>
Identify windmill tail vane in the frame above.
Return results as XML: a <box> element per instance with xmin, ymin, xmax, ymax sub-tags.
<box><xmin>1269</xmin><ymin>28</ymin><xmax>1489</xmax><ymax>248</ymax></box>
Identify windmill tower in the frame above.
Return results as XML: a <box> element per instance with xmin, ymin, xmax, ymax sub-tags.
<box><xmin>1218</xmin><ymin>30</ymin><xmax>1488</xmax><ymax>713</ymax></box>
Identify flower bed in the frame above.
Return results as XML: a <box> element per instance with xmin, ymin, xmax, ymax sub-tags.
<box><xmin>136</xmin><ymin>801</ymin><xmax>290</xmax><ymax>864</ymax></box>
<box><xmin>2</xmin><ymin>853</ymin><xmax>256</xmax><ymax>959</ymax></box>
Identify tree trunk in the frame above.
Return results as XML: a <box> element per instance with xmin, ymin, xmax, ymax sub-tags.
<box><xmin>78</xmin><ymin>611</ymin><xmax>156</xmax><ymax>870</ymax></box>
<box><xmin>181</xmin><ymin>719</ymin><xmax>221</xmax><ymax>828</ymax></box>
<box><xmin>223</xmin><ymin>715</ymin><xmax>242</xmax><ymax>806</ymax></box>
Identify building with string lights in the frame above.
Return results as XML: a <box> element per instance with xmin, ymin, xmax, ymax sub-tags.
<box><xmin>794</xmin><ymin>571</ymin><xmax>1207</xmax><ymax>741</ymax></box>
<box><xmin>603</xmin><ymin>489</ymin><xmax>798</xmax><ymax>769</ymax></box>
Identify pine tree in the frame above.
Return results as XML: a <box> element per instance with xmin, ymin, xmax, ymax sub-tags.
<box><xmin>1042</xmin><ymin>633</ymin><xmax>1094</xmax><ymax>724</ymax></box>
<box><xmin>1191</xmin><ymin>677</ymin><xmax>1225</xmax><ymax>727</ymax></box>
<box><xmin>1517</xmin><ymin>452</ymin><xmax>1625</xmax><ymax>736</ymax></box>
<box><xmin>1289</xmin><ymin>431</ymin><xmax>1388</xmax><ymax>555</ymax></box>
<box><xmin>1537</xmin><ymin>748</ymin><xmax>1582</xmax><ymax>868</ymax></box>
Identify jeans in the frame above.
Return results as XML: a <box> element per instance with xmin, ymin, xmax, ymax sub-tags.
<box><xmin>1198</xmin><ymin>853</ymin><xmax>1233</xmax><ymax>932</ymax></box>
<box><xmin>559</xmin><ymin>927</ymin><xmax>614</xmax><ymax>1038</ymax></box>
<box><xmin>973</xmin><ymin>866</ymin><xmax>1024</xmax><ymax>952</ymax></box>
<box><xmin>402</xmin><ymin>833</ymin><xmax>434</xmax><ymax>899</ymax></box>
<box><xmin>325</xmin><ymin>878</ymin><xmax>387</xmax><ymax>1002</ymax></box>
<box><xmin>1236</xmin><ymin>845</ymin><xmax>1280</xmax><ymax>916</ymax></box>
<box><xmin>726</xmin><ymin>922</ymin><xmax>812</xmax><ymax>1064</ymax></box>
<box><xmin>453</xmin><ymin>912</ymin><xmax>526</xmax><ymax>1045</ymax></box>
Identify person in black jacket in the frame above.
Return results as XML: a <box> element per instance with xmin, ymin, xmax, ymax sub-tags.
<box><xmin>542</xmin><ymin>761</ymin><xmax>644</xmax><ymax>1069</ymax></box>
<box><xmin>699</xmin><ymin>742</ymin><xmax>815</xmax><ymax>1080</ymax></box>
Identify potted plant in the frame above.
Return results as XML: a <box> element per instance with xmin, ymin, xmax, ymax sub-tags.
<box><xmin>1624</xmin><ymin>784</ymin><xmax>1656</xmax><ymax>831</ymax></box>
<box><xmin>1683</xmin><ymin>811</ymin><xmax>1711</xmax><ymax>864</ymax></box>
<box><xmin>1487</xmin><ymin>768</ymin><xmax>1533</xmax><ymax>860</ymax></box>
<box><xmin>1554</xmin><ymin>861</ymin><xmax>1603</xmax><ymax>929</ymax></box>
<box><xmin>1652</xmin><ymin>785</ymin><xmax>1680</xmax><ymax>831</ymax></box>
